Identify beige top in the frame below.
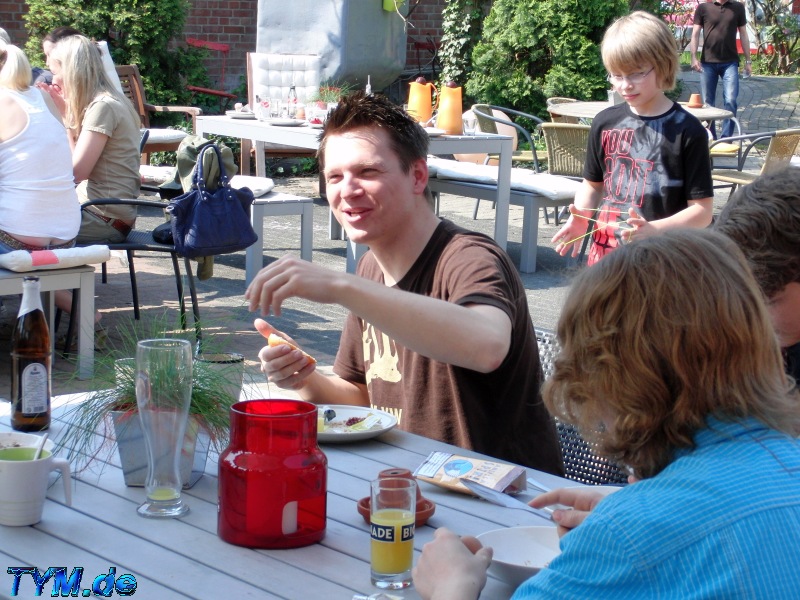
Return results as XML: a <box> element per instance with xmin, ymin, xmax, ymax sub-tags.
<box><xmin>77</xmin><ymin>94</ymin><xmax>141</xmax><ymax>221</ymax></box>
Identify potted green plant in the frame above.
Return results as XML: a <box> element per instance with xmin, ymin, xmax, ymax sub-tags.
<box><xmin>55</xmin><ymin>313</ymin><xmax>252</xmax><ymax>488</ymax></box>
<box><xmin>309</xmin><ymin>79</ymin><xmax>357</xmax><ymax>109</ymax></box>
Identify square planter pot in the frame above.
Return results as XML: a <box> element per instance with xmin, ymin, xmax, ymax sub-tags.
<box><xmin>111</xmin><ymin>411</ymin><xmax>210</xmax><ymax>489</ymax></box>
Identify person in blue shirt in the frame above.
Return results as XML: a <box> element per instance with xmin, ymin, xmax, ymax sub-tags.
<box><xmin>413</xmin><ymin>228</ymin><xmax>800</xmax><ymax>599</ymax></box>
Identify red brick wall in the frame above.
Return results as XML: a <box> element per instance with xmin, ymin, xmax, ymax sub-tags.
<box><xmin>405</xmin><ymin>0</ymin><xmax>446</xmax><ymax>74</ymax></box>
<box><xmin>4</xmin><ymin>0</ymin><xmax>445</xmax><ymax>91</ymax></box>
<box><xmin>2</xmin><ymin>1</ymin><xmax>29</xmax><ymax>47</ymax></box>
<box><xmin>184</xmin><ymin>0</ymin><xmax>259</xmax><ymax>90</ymax></box>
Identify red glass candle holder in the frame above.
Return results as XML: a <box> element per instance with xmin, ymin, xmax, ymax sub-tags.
<box><xmin>218</xmin><ymin>399</ymin><xmax>327</xmax><ymax>548</ymax></box>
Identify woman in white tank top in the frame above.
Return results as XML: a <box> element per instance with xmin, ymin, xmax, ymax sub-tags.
<box><xmin>0</xmin><ymin>39</ymin><xmax>80</xmax><ymax>252</ymax></box>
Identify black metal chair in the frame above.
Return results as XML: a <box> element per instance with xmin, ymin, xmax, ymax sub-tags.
<box><xmin>470</xmin><ymin>104</ymin><xmax>555</xmax><ymax>222</ymax></box>
<box><xmin>59</xmin><ymin>130</ymin><xmax>202</xmax><ymax>353</ymax></box>
<box><xmin>535</xmin><ymin>327</ymin><xmax>629</xmax><ymax>486</ymax></box>
<box><xmin>83</xmin><ymin>198</ymin><xmax>202</xmax><ymax>350</ymax></box>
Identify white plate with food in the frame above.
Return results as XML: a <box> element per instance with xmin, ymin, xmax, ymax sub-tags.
<box><xmin>477</xmin><ymin>526</ymin><xmax>561</xmax><ymax>586</ymax></box>
<box><xmin>317</xmin><ymin>405</ymin><xmax>398</xmax><ymax>443</ymax></box>
<box><xmin>226</xmin><ymin>110</ymin><xmax>256</xmax><ymax>120</ymax></box>
<box><xmin>268</xmin><ymin>118</ymin><xmax>307</xmax><ymax>127</ymax></box>
<box><xmin>424</xmin><ymin>127</ymin><xmax>447</xmax><ymax>137</ymax></box>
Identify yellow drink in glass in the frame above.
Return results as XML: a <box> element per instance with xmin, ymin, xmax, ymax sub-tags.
<box><xmin>370</xmin><ymin>508</ymin><xmax>415</xmax><ymax>584</ymax></box>
<box><xmin>148</xmin><ymin>487</ymin><xmax>180</xmax><ymax>501</ymax></box>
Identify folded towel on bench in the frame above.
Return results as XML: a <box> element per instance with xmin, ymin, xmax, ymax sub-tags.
<box><xmin>427</xmin><ymin>157</ymin><xmax>581</xmax><ymax>201</ymax></box>
<box><xmin>0</xmin><ymin>245</ymin><xmax>110</xmax><ymax>272</ymax></box>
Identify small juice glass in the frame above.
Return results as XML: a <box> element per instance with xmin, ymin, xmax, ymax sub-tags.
<box><xmin>370</xmin><ymin>477</ymin><xmax>416</xmax><ymax>589</ymax></box>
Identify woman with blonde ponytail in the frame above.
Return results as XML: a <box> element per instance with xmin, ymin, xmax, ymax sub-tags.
<box><xmin>46</xmin><ymin>35</ymin><xmax>140</xmax><ymax>244</ymax></box>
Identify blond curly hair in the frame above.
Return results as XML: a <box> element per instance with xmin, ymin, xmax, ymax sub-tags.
<box><xmin>544</xmin><ymin>229</ymin><xmax>800</xmax><ymax>479</ymax></box>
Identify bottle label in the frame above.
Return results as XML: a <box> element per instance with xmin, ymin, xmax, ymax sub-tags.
<box><xmin>21</xmin><ymin>362</ymin><xmax>49</xmax><ymax>414</ymax></box>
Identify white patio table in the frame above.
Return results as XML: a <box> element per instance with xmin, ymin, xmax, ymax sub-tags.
<box><xmin>1</xmin><ymin>392</ymin><xmax>575</xmax><ymax>599</ymax></box>
<box><xmin>194</xmin><ymin>116</ymin><xmax>515</xmax><ymax>273</ymax></box>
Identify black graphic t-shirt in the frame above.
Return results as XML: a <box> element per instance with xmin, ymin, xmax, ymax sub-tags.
<box><xmin>583</xmin><ymin>102</ymin><xmax>712</xmax><ymax>265</ymax></box>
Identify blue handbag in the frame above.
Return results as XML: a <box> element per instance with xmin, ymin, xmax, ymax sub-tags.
<box><xmin>167</xmin><ymin>143</ymin><xmax>258</xmax><ymax>258</ymax></box>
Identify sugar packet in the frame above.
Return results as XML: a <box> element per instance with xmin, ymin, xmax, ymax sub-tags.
<box><xmin>413</xmin><ymin>451</ymin><xmax>527</xmax><ymax>495</ymax></box>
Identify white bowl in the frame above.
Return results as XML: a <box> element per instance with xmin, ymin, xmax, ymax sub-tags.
<box><xmin>477</xmin><ymin>526</ymin><xmax>561</xmax><ymax>586</ymax></box>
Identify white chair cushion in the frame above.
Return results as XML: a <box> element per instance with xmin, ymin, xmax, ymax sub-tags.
<box><xmin>510</xmin><ymin>171</ymin><xmax>581</xmax><ymax>200</ymax></box>
<box><xmin>145</xmin><ymin>129</ymin><xmax>188</xmax><ymax>145</ymax></box>
<box><xmin>230</xmin><ymin>175</ymin><xmax>275</xmax><ymax>197</ymax></box>
<box><xmin>0</xmin><ymin>245</ymin><xmax>110</xmax><ymax>272</ymax></box>
<box><xmin>250</xmin><ymin>53</ymin><xmax>321</xmax><ymax>104</ymax></box>
<box><xmin>140</xmin><ymin>165</ymin><xmax>176</xmax><ymax>186</ymax></box>
<box><xmin>427</xmin><ymin>158</ymin><xmax>581</xmax><ymax>201</ymax></box>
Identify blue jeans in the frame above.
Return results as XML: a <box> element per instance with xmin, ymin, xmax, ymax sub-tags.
<box><xmin>700</xmin><ymin>61</ymin><xmax>740</xmax><ymax>138</ymax></box>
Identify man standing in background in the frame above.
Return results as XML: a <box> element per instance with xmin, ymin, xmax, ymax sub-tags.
<box><xmin>690</xmin><ymin>0</ymin><xmax>751</xmax><ymax>138</ymax></box>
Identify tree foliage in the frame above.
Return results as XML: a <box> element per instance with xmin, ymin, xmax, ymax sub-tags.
<box><xmin>438</xmin><ymin>0</ymin><xmax>490</xmax><ymax>89</ymax></box>
<box><xmin>23</xmin><ymin>0</ymin><xmax>210</xmax><ymax>118</ymax></box>
<box><xmin>465</xmin><ymin>0</ymin><xmax>628</xmax><ymax>118</ymax></box>
<box><xmin>746</xmin><ymin>0</ymin><xmax>800</xmax><ymax>74</ymax></box>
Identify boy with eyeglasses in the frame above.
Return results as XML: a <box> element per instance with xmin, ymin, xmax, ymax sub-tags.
<box><xmin>552</xmin><ymin>11</ymin><xmax>713</xmax><ymax>265</ymax></box>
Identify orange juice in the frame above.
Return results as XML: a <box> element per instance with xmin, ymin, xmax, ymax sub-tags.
<box><xmin>370</xmin><ymin>508</ymin><xmax>415</xmax><ymax>575</ymax></box>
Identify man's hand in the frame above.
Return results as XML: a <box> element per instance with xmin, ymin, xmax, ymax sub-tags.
<box><xmin>413</xmin><ymin>528</ymin><xmax>492</xmax><ymax>600</ymax></box>
<box><xmin>254</xmin><ymin>318</ymin><xmax>316</xmax><ymax>390</ymax></box>
<box><xmin>245</xmin><ymin>255</ymin><xmax>348</xmax><ymax>316</ymax></box>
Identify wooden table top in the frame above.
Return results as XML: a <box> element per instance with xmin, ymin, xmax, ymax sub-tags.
<box><xmin>1</xmin><ymin>393</ymin><xmax>579</xmax><ymax>599</ymax></box>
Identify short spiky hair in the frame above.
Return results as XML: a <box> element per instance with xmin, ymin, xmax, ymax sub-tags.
<box><xmin>601</xmin><ymin>11</ymin><xmax>679</xmax><ymax>91</ymax></box>
<box><xmin>544</xmin><ymin>229</ymin><xmax>799</xmax><ymax>480</ymax></box>
<box><xmin>317</xmin><ymin>91</ymin><xmax>429</xmax><ymax>173</ymax></box>
<box><xmin>715</xmin><ymin>168</ymin><xmax>800</xmax><ymax>298</ymax></box>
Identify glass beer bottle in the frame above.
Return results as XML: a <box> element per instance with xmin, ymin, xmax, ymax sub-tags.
<box><xmin>287</xmin><ymin>83</ymin><xmax>298</xmax><ymax>118</ymax></box>
<box><xmin>11</xmin><ymin>276</ymin><xmax>51</xmax><ymax>431</ymax></box>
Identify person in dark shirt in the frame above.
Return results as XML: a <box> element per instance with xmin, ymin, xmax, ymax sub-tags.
<box><xmin>715</xmin><ymin>168</ymin><xmax>800</xmax><ymax>384</ymax></box>
<box><xmin>690</xmin><ymin>0</ymin><xmax>751</xmax><ymax>138</ymax></box>
<box><xmin>552</xmin><ymin>11</ymin><xmax>712</xmax><ymax>264</ymax></box>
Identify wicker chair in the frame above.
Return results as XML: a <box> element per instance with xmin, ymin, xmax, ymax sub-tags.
<box><xmin>710</xmin><ymin>128</ymin><xmax>800</xmax><ymax>198</ymax></box>
<box><xmin>539</xmin><ymin>122</ymin><xmax>592</xmax><ymax>244</ymax></box>
<box><xmin>539</xmin><ymin>122</ymin><xmax>590</xmax><ymax>181</ymax></box>
<box><xmin>535</xmin><ymin>327</ymin><xmax>629</xmax><ymax>486</ymax></box>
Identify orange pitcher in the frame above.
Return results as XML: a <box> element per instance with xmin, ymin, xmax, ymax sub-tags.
<box><xmin>407</xmin><ymin>80</ymin><xmax>438</xmax><ymax>124</ymax></box>
<box><xmin>436</xmin><ymin>84</ymin><xmax>463</xmax><ymax>135</ymax></box>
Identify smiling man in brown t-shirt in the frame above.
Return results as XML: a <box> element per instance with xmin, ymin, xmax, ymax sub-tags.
<box><xmin>246</xmin><ymin>92</ymin><xmax>563</xmax><ymax>475</ymax></box>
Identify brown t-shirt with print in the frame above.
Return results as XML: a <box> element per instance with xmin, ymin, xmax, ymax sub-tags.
<box><xmin>334</xmin><ymin>220</ymin><xmax>564</xmax><ymax>475</ymax></box>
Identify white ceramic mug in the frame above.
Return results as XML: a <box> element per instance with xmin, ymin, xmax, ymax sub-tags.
<box><xmin>0</xmin><ymin>442</ymin><xmax>71</xmax><ymax>526</ymax></box>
